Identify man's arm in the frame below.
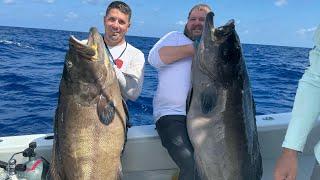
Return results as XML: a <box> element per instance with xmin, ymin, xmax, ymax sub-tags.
<box><xmin>159</xmin><ymin>44</ymin><xmax>194</xmax><ymax>64</ymax></box>
<box><xmin>274</xmin><ymin>56</ymin><xmax>320</xmax><ymax>180</ymax></box>
<box><xmin>117</xmin><ymin>51</ymin><xmax>145</xmax><ymax>101</ymax></box>
<box><xmin>283</xmin><ymin>34</ymin><xmax>320</xmax><ymax>151</ymax></box>
<box><xmin>148</xmin><ymin>31</ymin><xmax>194</xmax><ymax>68</ymax></box>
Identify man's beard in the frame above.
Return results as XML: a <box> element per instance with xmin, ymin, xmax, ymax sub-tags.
<box><xmin>183</xmin><ymin>25</ymin><xmax>193</xmax><ymax>40</ymax></box>
<box><xmin>183</xmin><ymin>25</ymin><xmax>201</xmax><ymax>41</ymax></box>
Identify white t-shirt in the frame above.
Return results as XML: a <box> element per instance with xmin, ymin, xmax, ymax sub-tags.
<box><xmin>148</xmin><ymin>31</ymin><xmax>193</xmax><ymax>122</ymax></box>
<box><xmin>108</xmin><ymin>42</ymin><xmax>145</xmax><ymax>101</ymax></box>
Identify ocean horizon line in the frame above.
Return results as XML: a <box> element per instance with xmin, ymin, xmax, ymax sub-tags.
<box><xmin>0</xmin><ymin>25</ymin><xmax>311</xmax><ymax>49</ymax></box>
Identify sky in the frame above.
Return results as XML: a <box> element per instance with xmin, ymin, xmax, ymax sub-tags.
<box><xmin>0</xmin><ymin>0</ymin><xmax>319</xmax><ymax>48</ymax></box>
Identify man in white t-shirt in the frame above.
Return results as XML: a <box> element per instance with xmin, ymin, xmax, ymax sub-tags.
<box><xmin>103</xmin><ymin>1</ymin><xmax>145</xmax><ymax>101</ymax></box>
<box><xmin>148</xmin><ymin>4</ymin><xmax>212</xmax><ymax>180</ymax></box>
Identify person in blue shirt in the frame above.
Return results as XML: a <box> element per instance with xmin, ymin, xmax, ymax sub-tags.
<box><xmin>274</xmin><ymin>25</ymin><xmax>320</xmax><ymax>180</ymax></box>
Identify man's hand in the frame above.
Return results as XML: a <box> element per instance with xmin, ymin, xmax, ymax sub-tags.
<box><xmin>274</xmin><ymin>148</ymin><xmax>298</xmax><ymax>180</ymax></box>
<box><xmin>113</xmin><ymin>64</ymin><xmax>127</xmax><ymax>88</ymax></box>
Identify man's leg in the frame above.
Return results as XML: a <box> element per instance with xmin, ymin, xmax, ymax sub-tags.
<box><xmin>310</xmin><ymin>160</ymin><xmax>320</xmax><ymax>180</ymax></box>
<box><xmin>156</xmin><ymin>115</ymin><xmax>198</xmax><ymax>180</ymax></box>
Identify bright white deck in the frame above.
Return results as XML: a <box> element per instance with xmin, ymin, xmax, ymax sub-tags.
<box><xmin>0</xmin><ymin>112</ymin><xmax>319</xmax><ymax>180</ymax></box>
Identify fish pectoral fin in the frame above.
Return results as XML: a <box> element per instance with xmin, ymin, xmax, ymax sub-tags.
<box><xmin>200</xmin><ymin>87</ymin><xmax>217</xmax><ymax>114</ymax></box>
<box><xmin>97</xmin><ymin>95</ymin><xmax>115</xmax><ymax>125</ymax></box>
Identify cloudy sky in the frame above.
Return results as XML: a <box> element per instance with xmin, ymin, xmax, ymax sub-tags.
<box><xmin>0</xmin><ymin>0</ymin><xmax>319</xmax><ymax>47</ymax></box>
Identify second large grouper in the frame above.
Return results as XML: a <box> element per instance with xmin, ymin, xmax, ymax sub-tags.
<box><xmin>50</xmin><ymin>27</ymin><xmax>127</xmax><ymax>180</ymax></box>
<box><xmin>186</xmin><ymin>12</ymin><xmax>263</xmax><ymax>180</ymax></box>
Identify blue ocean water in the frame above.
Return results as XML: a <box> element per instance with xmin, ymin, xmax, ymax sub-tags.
<box><xmin>0</xmin><ymin>26</ymin><xmax>311</xmax><ymax>137</ymax></box>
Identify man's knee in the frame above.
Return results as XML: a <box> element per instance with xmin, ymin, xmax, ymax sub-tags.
<box><xmin>167</xmin><ymin>145</ymin><xmax>195</xmax><ymax>169</ymax></box>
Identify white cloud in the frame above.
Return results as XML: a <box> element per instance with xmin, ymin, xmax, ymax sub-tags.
<box><xmin>296</xmin><ymin>27</ymin><xmax>317</xmax><ymax>35</ymax></box>
<box><xmin>64</xmin><ymin>12</ymin><xmax>79</xmax><ymax>21</ymax></box>
<box><xmin>274</xmin><ymin>0</ymin><xmax>288</xmax><ymax>7</ymax></box>
<box><xmin>3</xmin><ymin>0</ymin><xmax>15</xmax><ymax>4</ymax></box>
<box><xmin>176</xmin><ymin>20</ymin><xmax>186</xmax><ymax>26</ymax></box>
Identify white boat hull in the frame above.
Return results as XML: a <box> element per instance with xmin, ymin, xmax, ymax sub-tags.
<box><xmin>0</xmin><ymin>112</ymin><xmax>319</xmax><ymax>180</ymax></box>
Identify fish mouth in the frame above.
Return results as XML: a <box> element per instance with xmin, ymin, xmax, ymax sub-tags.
<box><xmin>202</xmin><ymin>12</ymin><xmax>235</xmax><ymax>44</ymax></box>
<box><xmin>69</xmin><ymin>27</ymin><xmax>105</xmax><ymax>62</ymax></box>
<box><xmin>69</xmin><ymin>35</ymin><xmax>97</xmax><ymax>61</ymax></box>
<box><xmin>214</xmin><ymin>19</ymin><xmax>235</xmax><ymax>39</ymax></box>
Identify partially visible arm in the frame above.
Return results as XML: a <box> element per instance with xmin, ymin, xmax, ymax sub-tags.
<box><xmin>282</xmin><ymin>44</ymin><xmax>320</xmax><ymax>152</ymax></box>
<box><xmin>118</xmin><ymin>51</ymin><xmax>145</xmax><ymax>101</ymax></box>
<box><xmin>274</xmin><ymin>148</ymin><xmax>298</xmax><ymax>180</ymax></box>
<box><xmin>159</xmin><ymin>44</ymin><xmax>194</xmax><ymax>64</ymax></box>
<box><xmin>274</xmin><ymin>70</ymin><xmax>320</xmax><ymax>180</ymax></box>
<box><xmin>148</xmin><ymin>31</ymin><xmax>193</xmax><ymax>68</ymax></box>
<box><xmin>274</xmin><ymin>26</ymin><xmax>320</xmax><ymax>180</ymax></box>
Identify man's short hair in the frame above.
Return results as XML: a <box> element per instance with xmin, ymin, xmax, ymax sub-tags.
<box><xmin>187</xmin><ymin>4</ymin><xmax>212</xmax><ymax>19</ymax></box>
<box><xmin>106</xmin><ymin>1</ymin><xmax>132</xmax><ymax>22</ymax></box>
